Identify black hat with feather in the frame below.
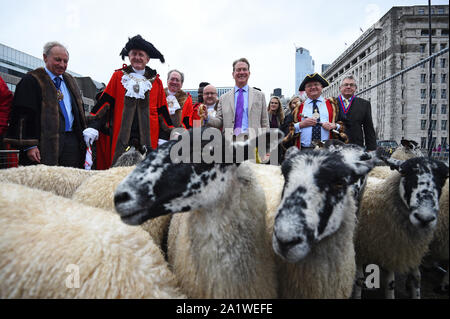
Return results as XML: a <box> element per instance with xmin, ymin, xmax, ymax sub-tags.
<box><xmin>120</xmin><ymin>35</ymin><xmax>165</xmax><ymax>63</ymax></box>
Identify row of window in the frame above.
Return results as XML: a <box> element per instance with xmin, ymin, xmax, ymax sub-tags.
<box><xmin>420</xmin><ymin>119</ymin><xmax>447</xmax><ymax>130</ymax></box>
<box><xmin>418</xmin><ymin>58</ymin><xmax>447</xmax><ymax>68</ymax></box>
<box><xmin>417</xmin><ymin>8</ymin><xmax>446</xmax><ymax>15</ymax></box>
<box><xmin>419</xmin><ymin>43</ymin><xmax>448</xmax><ymax>53</ymax></box>
<box><xmin>0</xmin><ymin>44</ymin><xmax>44</xmax><ymax>70</ymax></box>
<box><xmin>420</xmin><ymin>104</ymin><xmax>447</xmax><ymax>115</ymax></box>
<box><xmin>420</xmin><ymin>73</ymin><xmax>447</xmax><ymax>83</ymax></box>
<box><xmin>420</xmin><ymin>137</ymin><xmax>447</xmax><ymax>149</ymax></box>
<box><xmin>420</xmin><ymin>89</ymin><xmax>447</xmax><ymax>99</ymax></box>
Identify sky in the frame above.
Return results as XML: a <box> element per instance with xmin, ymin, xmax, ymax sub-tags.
<box><xmin>1</xmin><ymin>0</ymin><xmax>448</xmax><ymax>98</ymax></box>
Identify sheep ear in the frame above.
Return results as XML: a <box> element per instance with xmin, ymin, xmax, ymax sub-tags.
<box><xmin>324</xmin><ymin>139</ymin><xmax>345</xmax><ymax>150</ymax></box>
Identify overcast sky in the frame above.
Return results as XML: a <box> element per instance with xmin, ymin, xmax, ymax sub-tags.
<box><xmin>1</xmin><ymin>0</ymin><xmax>448</xmax><ymax>98</ymax></box>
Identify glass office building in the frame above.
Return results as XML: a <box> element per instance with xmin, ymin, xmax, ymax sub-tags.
<box><xmin>295</xmin><ymin>47</ymin><xmax>315</xmax><ymax>94</ymax></box>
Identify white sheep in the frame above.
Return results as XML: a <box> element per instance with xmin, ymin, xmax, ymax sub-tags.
<box><xmin>0</xmin><ymin>182</ymin><xmax>185</xmax><ymax>299</ymax></box>
<box><xmin>354</xmin><ymin>154</ymin><xmax>448</xmax><ymax>299</ymax></box>
<box><xmin>114</xmin><ymin>128</ymin><xmax>281</xmax><ymax>299</ymax></box>
<box><xmin>72</xmin><ymin>166</ymin><xmax>171</xmax><ymax>248</ymax></box>
<box><xmin>270</xmin><ymin>145</ymin><xmax>378</xmax><ymax>298</ymax></box>
<box><xmin>0</xmin><ymin>165</ymin><xmax>97</xmax><ymax>198</ymax></box>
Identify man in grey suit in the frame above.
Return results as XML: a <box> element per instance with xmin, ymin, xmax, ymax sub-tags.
<box><xmin>200</xmin><ymin>58</ymin><xmax>269</xmax><ymax>137</ymax></box>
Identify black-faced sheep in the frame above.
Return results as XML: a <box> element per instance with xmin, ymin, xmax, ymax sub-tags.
<box><xmin>114</xmin><ymin>127</ymin><xmax>282</xmax><ymax>298</ymax></box>
<box><xmin>354</xmin><ymin>153</ymin><xmax>448</xmax><ymax>299</ymax></box>
<box><xmin>271</xmin><ymin>145</ymin><xmax>378</xmax><ymax>298</ymax></box>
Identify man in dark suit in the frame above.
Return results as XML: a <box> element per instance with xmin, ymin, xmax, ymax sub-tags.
<box><xmin>337</xmin><ymin>75</ymin><xmax>376</xmax><ymax>151</ymax></box>
<box><xmin>5</xmin><ymin>41</ymin><xmax>87</xmax><ymax>167</ymax></box>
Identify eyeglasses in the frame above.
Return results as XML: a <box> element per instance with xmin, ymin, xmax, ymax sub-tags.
<box><xmin>341</xmin><ymin>83</ymin><xmax>356</xmax><ymax>87</ymax></box>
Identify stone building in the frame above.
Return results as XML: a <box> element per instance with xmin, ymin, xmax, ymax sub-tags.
<box><xmin>323</xmin><ymin>5</ymin><xmax>449</xmax><ymax>149</ymax></box>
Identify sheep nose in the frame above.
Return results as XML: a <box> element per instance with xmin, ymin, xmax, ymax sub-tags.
<box><xmin>114</xmin><ymin>191</ymin><xmax>132</xmax><ymax>207</ymax></box>
<box><xmin>413</xmin><ymin>212</ymin><xmax>436</xmax><ymax>226</ymax></box>
<box><xmin>276</xmin><ymin>233</ymin><xmax>304</xmax><ymax>253</ymax></box>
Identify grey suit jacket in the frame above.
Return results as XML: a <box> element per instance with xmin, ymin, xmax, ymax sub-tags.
<box><xmin>207</xmin><ymin>87</ymin><xmax>269</xmax><ymax>132</ymax></box>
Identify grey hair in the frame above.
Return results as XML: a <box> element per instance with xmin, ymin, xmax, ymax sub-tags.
<box><xmin>43</xmin><ymin>41</ymin><xmax>69</xmax><ymax>57</ymax></box>
<box><xmin>340</xmin><ymin>74</ymin><xmax>357</xmax><ymax>87</ymax></box>
<box><xmin>167</xmin><ymin>69</ymin><xmax>184</xmax><ymax>84</ymax></box>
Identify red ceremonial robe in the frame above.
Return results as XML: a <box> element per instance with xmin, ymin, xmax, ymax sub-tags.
<box><xmin>294</xmin><ymin>98</ymin><xmax>338</xmax><ymax>149</ymax></box>
<box><xmin>89</xmin><ymin>65</ymin><xmax>172</xmax><ymax>169</ymax></box>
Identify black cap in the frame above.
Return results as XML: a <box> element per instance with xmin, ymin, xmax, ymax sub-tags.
<box><xmin>120</xmin><ymin>35</ymin><xmax>165</xmax><ymax>63</ymax></box>
<box><xmin>298</xmin><ymin>73</ymin><xmax>329</xmax><ymax>91</ymax></box>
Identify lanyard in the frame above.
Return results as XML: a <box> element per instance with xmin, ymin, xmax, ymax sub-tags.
<box><xmin>338</xmin><ymin>95</ymin><xmax>354</xmax><ymax>114</ymax></box>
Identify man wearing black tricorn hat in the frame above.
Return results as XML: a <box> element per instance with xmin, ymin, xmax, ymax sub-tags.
<box><xmin>291</xmin><ymin>73</ymin><xmax>342</xmax><ymax>149</ymax></box>
<box><xmin>84</xmin><ymin>35</ymin><xmax>173</xmax><ymax>169</ymax></box>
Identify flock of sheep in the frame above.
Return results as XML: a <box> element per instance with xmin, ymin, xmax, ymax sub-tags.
<box><xmin>0</xmin><ymin>131</ymin><xmax>448</xmax><ymax>299</ymax></box>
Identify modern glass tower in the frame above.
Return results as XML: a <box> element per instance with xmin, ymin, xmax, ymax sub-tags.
<box><xmin>295</xmin><ymin>47</ymin><xmax>315</xmax><ymax>93</ymax></box>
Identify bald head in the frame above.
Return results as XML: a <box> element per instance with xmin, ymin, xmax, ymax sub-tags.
<box><xmin>203</xmin><ymin>85</ymin><xmax>218</xmax><ymax>106</ymax></box>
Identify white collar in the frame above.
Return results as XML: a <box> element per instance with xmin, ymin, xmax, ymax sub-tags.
<box><xmin>132</xmin><ymin>67</ymin><xmax>145</xmax><ymax>75</ymax></box>
<box><xmin>167</xmin><ymin>90</ymin><xmax>177</xmax><ymax>96</ymax></box>
<box><xmin>306</xmin><ymin>96</ymin><xmax>324</xmax><ymax>104</ymax></box>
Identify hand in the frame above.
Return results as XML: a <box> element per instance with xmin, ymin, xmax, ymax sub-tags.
<box><xmin>322</xmin><ymin>122</ymin><xmax>336</xmax><ymax>131</ymax></box>
<box><xmin>197</xmin><ymin>104</ymin><xmax>207</xmax><ymax>120</ymax></box>
<box><xmin>300</xmin><ymin>117</ymin><xmax>317</xmax><ymax>128</ymax></box>
<box><xmin>83</xmin><ymin>128</ymin><xmax>99</xmax><ymax>146</ymax></box>
<box><xmin>27</xmin><ymin>147</ymin><xmax>41</xmax><ymax>163</ymax></box>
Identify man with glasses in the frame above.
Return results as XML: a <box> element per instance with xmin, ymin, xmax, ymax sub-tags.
<box><xmin>337</xmin><ymin>75</ymin><xmax>376</xmax><ymax>151</ymax></box>
<box><xmin>291</xmin><ymin>73</ymin><xmax>340</xmax><ymax>150</ymax></box>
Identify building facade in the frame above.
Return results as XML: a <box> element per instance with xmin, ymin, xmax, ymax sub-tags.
<box><xmin>323</xmin><ymin>5</ymin><xmax>449</xmax><ymax>149</ymax></box>
<box><xmin>295</xmin><ymin>47</ymin><xmax>315</xmax><ymax>94</ymax></box>
<box><xmin>0</xmin><ymin>43</ymin><xmax>104</xmax><ymax>112</ymax></box>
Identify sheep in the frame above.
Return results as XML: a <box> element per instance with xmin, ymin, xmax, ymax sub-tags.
<box><xmin>0</xmin><ymin>165</ymin><xmax>97</xmax><ymax>198</ymax></box>
<box><xmin>353</xmin><ymin>153</ymin><xmax>448</xmax><ymax>299</ymax></box>
<box><xmin>72</xmin><ymin>166</ymin><xmax>171</xmax><ymax>248</ymax></box>
<box><xmin>270</xmin><ymin>145</ymin><xmax>378</xmax><ymax>298</ymax></box>
<box><xmin>0</xmin><ymin>182</ymin><xmax>185</xmax><ymax>299</ymax></box>
<box><xmin>367</xmin><ymin>140</ymin><xmax>449</xmax><ymax>294</ymax></box>
<box><xmin>114</xmin><ymin>127</ymin><xmax>282</xmax><ymax>298</ymax></box>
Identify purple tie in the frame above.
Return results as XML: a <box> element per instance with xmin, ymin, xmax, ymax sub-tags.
<box><xmin>234</xmin><ymin>88</ymin><xmax>244</xmax><ymax>136</ymax></box>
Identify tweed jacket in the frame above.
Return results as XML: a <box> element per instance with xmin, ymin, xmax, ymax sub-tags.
<box><xmin>207</xmin><ymin>87</ymin><xmax>269</xmax><ymax>133</ymax></box>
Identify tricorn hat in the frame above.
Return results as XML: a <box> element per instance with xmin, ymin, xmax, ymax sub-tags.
<box><xmin>120</xmin><ymin>35</ymin><xmax>165</xmax><ymax>63</ymax></box>
<box><xmin>298</xmin><ymin>73</ymin><xmax>329</xmax><ymax>91</ymax></box>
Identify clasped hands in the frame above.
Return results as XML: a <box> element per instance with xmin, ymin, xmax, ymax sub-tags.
<box><xmin>300</xmin><ymin>118</ymin><xmax>336</xmax><ymax>131</ymax></box>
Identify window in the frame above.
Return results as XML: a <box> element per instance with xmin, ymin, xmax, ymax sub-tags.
<box><xmin>402</xmin><ymin>120</ymin><xmax>405</xmax><ymax>131</ymax></box>
<box><xmin>431</xmin><ymin>89</ymin><xmax>436</xmax><ymax>99</ymax></box>
<box><xmin>442</xmin><ymin>74</ymin><xmax>447</xmax><ymax>83</ymax></box>
<box><xmin>421</xmin><ymin>137</ymin><xmax>427</xmax><ymax>148</ymax></box>
<box><xmin>432</xmin><ymin>44</ymin><xmax>437</xmax><ymax>53</ymax></box>
<box><xmin>421</xmin><ymin>29</ymin><xmax>436</xmax><ymax>36</ymax></box>
<box><xmin>431</xmin><ymin>74</ymin><xmax>436</xmax><ymax>83</ymax></box>
<box><xmin>421</xmin><ymin>104</ymin><xmax>427</xmax><ymax>114</ymax></box>
<box><xmin>432</xmin><ymin>104</ymin><xmax>437</xmax><ymax>114</ymax></box>
<box><xmin>431</xmin><ymin>59</ymin><xmax>436</xmax><ymax>68</ymax></box>
<box><xmin>442</xmin><ymin>120</ymin><xmax>447</xmax><ymax>130</ymax></box>
<box><xmin>431</xmin><ymin>120</ymin><xmax>437</xmax><ymax>130</ymax></box>
<box><xmin>442</xmin><ymin>104</ymin><xmax>448</xmax><ymax>114</ymax></box>
<box><xmin>437</xmin><ymin>8</ymin><xmax>445</xmax><ymax>14</ymax></box>
<box><xmin>418</xmin><ymin>8</ymin><xmax>425</xmax><ymax>15</ymax></box>
<box><xmin>441</xmin><ymin>58</ymin><xmax>446</xmax><ymax>68</ymax></box>
<box><xmin>421</xmin><ymin>74</ymin><xmax>426</xmax><ymax>83</ymax></box>
<box><xmin>420</xmin><ymin>43</ymin><xmax>426</xmax><ymax>53</ymax></box>
<box><xmin>421</xmin><ymin>89</ymin><xmax>427</xmax><ymax>99</ymax></box>
<box><xmin>442</xmin><ymin>29</ymin><xmax>449</xmax><ymax>36</ymax></box>
<box><xmin>442</xmin><ymin>137</ymin><xmax>447</xmax><ymax>147</ymax></box>
<box><xmin>442</xmin><ymin>89</ymin><xmax>447</xmax><ymax>99</ymax></box>
<box><xmin>432</xmin><ymin>137</ymin><xmax>437</xmax><ymax>148</ymax></box>
<box><xmin>421</xmin><ymin>120</ymin><xmax>427</xmax><ymax>130</ymax></box>
<box><xmin>441</xmin><ymin>43</ymin><xmax>448</xmax><ymax>50</ymax></box>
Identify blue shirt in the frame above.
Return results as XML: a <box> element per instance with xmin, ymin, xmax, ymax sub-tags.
<box><xmin>294</xmin><ymin>96</ymin><xmax>334</xmax><ymax>147</ymax></box>
<box><xmin>234</xmin><ymin>85</ymin><xmax>249</xmax><ymax>133</ymax></box>
<box><xmin>45</xmin><ymin>67</ymin><xmax>74</xmax><ymax>130</ymax></box>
